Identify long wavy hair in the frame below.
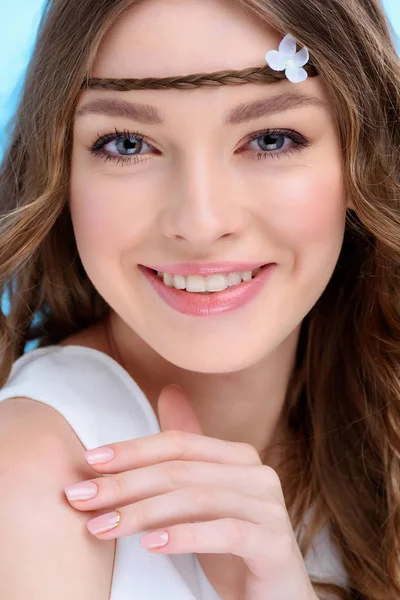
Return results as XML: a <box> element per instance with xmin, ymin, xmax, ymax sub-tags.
<box><xmin>1</xmin><ymin>0</ymin><xmax>399</xmax><ymax>598</ymax></box>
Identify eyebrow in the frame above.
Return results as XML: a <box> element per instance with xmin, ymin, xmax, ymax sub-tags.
<box><xmin>74</xmin><ymin>92</ymin><xmax>326</xmax><ymax>125</ymax></box>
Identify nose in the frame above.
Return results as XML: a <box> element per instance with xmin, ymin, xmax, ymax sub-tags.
<box><xmin>160</xmin><ymin>149</ymin><xmax>247</xmax><ymax>249</ymax></box>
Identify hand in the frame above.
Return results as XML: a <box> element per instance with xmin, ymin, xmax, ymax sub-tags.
<box><xmin>64</xmin><ymin>384</ymin><xmax>317</xmax><ymax>600</ymax></box>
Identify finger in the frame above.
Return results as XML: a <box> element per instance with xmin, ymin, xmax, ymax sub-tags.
<box><xmin>157</xmin><ymin>384</ymin><xmax>204</xmax><ymax>435</ymax></box>
<box><xmin>140</xmin><ymin>519</ymin><xmax>302</xmax><ymax>591</ymax></box>
<box><xmin>65</xmin><ymin>461</ymin><xmax>283</xmax><ymax>511</ymax></box>
<box><xmin>140</xmin><ymin>517</ymin><xmax>292</xmax><ymax>568</ymax></box>
<box><xmin>85</xmin><ymin>485</ymin><xmax>289</xmax><ymax>540</ymax></box>
<box><xmin>83</xmin><ymin>429</ymin><xmax>262</xmax><ymax>473</ymax></box>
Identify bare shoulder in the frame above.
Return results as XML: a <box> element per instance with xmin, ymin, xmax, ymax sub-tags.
<box><xmin>59</xmin><ymin>318</ymin><xmax>111</xmax><ymax>354</ymax></box>
<box><xmin>0</xmin><ymin>396</ymin><xmax>116</xmax><ymax>599</ymax></box>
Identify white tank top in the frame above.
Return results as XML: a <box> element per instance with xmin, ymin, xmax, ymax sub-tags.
<box><xmin>0</xmin><ymin>345</ymin><xmax>350</xmax><ymax>599</ymax></box>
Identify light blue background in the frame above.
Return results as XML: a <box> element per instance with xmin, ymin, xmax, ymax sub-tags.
<box><xmin>0</xmin><ymin>0</ymin><xmax>399</xmax><ymax>159</ymax></box>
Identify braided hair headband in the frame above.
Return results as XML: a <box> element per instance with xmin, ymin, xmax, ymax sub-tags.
<box><xmin>80</xmin><ymin>34</ymin><xmax>318</xmax><ymax>91</ymax></box>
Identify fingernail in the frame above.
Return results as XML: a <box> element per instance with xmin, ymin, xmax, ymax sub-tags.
<box><xmin>84</xmin><ymin>446</ymin><xmax>115</xmax><ymax>464</ymax></box>
<box><xmin>64</xmin><ymin>481</ymin><xmax>98</xmax><ymax>501</ymax></box>
<box><xmin>141</xmin><ymin>531</ymin><xmax>169</xmax><ymax>549</ymax></box>
<box><xmin>87</xmin><ymin>511</ymin><xmax>121</xmax><ymax>535</ymax></box>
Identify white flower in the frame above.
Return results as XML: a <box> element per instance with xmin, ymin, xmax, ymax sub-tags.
<box><xmin>265</xmin><ymin>34</ymin><xmax>309</xmax><ymax>83</ymax></box>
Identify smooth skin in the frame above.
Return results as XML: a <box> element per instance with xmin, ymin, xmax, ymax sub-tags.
<box><xmin>65</xmin><ymin>384</ymin><xmax>319</xmax><ymax>600</ymax></box>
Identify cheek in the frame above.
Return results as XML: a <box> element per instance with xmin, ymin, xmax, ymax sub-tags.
<box><xmin>69</xmin><ymin>174</ymin><xmax>144</xmax><ymax>263</ymax></box>
<box><xmin>257</xmin><ymin>165</ymin><xmax>347</xmax><ymax>320</ymax></box>
<box><xmin>265</xmin><ymin>166</ymin><xmax>346</xmax><ymax>264</ymax></box>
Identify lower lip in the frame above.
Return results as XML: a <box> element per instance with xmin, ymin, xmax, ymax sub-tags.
<box><xmin>138</xmin><ymin>264</ymin><xmax>276</xmax><ymax>317</ymax></box>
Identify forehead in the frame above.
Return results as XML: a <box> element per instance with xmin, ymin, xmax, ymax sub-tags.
<box><xmin>91</xmin><ymin>0</ymin><xmax>283</xmax><ymax>79</ymax></box>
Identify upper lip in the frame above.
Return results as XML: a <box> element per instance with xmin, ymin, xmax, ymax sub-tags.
<box><xmin>141</xmin><ymin>261</ymin><xmax>273</xmax><ymax>275</ymax></box>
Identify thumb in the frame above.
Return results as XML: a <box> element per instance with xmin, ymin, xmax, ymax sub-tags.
<box><xmin>157</xmin><ymin>384</ymin><xmax>204</xmax><ymax>435</ymax></box>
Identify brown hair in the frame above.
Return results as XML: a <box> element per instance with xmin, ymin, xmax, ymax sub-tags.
<box><xmin>0</xmin><ymin>0</ymin><xmax>399</xmax><ymax>598</ymax></box>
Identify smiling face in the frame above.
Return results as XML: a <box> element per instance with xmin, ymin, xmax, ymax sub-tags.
<box><xmin>70</xmin><ymin>0</ymin><xmax>351</xmax><ymax>374</ymax></box>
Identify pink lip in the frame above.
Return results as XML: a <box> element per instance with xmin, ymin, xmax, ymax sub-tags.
<box><xmin>138</xmin><ymin>263</ymin><xmax>277</xmax><ymax>317</ymax></box>
<box><xmin>140</xmin><ymin>261</ymin><xmax>271</xmax><ymax>275</ymax></box>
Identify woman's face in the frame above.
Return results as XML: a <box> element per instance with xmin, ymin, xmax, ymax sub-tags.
<box><xmin>70</xmin><ymin>0</ymin><xmax>351</xmax><ymax>374</ymax></box>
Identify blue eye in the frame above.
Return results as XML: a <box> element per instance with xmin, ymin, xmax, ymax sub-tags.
<box><xmin>86</xmin><ymin>126</ymin><xmax>309</xmax><ymax>166</ymax></box>
<box><xmin>87</xmin><ymin>127</ymin><xmax>156</xmax><ymax>167</ymax></box>
<box><xmin>242</xmin><ymin>128</ymin><xmax>309</xmax><ymax>160</ymax></box>
<box><xmin>110</xmin><ymin>134</ymin><xmax>148</xmax><ymax>155</ymax></box>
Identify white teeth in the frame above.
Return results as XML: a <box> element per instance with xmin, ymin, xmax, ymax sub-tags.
<box><xmin>157</xmin><ymin>267</ymin><xmax>262</xmax><ymax>293</ymax></box>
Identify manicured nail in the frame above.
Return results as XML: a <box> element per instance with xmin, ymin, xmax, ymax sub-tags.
<box><xmin>84</xmin><ymin>446</ymin><xmax>115</xmax><ymax>464</ymax></box>
<box><xmin>87</xmin><ymin>511</ymin><xmax>121</xmax><ymax>535</ymax></box>
<box><xmin>141</xmin><ymin>531</ymin><xmax>169</xmax><ymax>549</ymax></box>
<box><xmin>64</xmin><ymin>481</ymin><xmax>98</xmax><ymax>501</ymax></box>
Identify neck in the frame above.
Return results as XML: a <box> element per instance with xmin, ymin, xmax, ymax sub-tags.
<box><xmin>105</xmin><ymin>311</ymin><xmax>300</xmax><ymax>469</ymax></box>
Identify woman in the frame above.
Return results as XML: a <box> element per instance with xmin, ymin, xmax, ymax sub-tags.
<box><xmin>0</xmin><ymin>0</ymin><xmax>399</xmax><ymax>598</ymax></box>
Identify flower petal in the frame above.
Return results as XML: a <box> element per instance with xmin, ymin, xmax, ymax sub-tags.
<box><xmin>293</xmin><ymin>46</ymin><xmax>309</xmax><ymax>67</ymax></box>
<box><xmin>265</xmin><ymin>49</ymin><xmax>286</xmax><ymax>71</ymax></box>
<box><xmin>278</xmin><ymin>34</ymin><xmax>297</xmax><ymax>59</ymax></box>
<box><xmin>285</xmin><ymin>66</ymin><xmax>308</xmax><ymax>84</ymax></box>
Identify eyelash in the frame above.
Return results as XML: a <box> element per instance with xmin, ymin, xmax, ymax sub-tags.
<box><xmin>86</xmin><ymin>126</ymin><xmax>309</xmax><ymax>167</ymax></box>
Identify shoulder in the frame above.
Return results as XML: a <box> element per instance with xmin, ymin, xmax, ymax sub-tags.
<box><xmin>0</xmin><ymin>320</ymin><xmax>121</xmax><ymax>404</ymax></box>
<box><xmin>0</xmin><ymin>397</ymin><xmax>115</xmax><ymax>599</ymax></box>
<box><xmin>59</xmin><ymin>318</ymin><xmax>111</xmax><ymax>355</ymax></box>
<box><xmin>0</xmin><ymin>394</ymin><xmax>94</xmax><ymax>452</ymax></box>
